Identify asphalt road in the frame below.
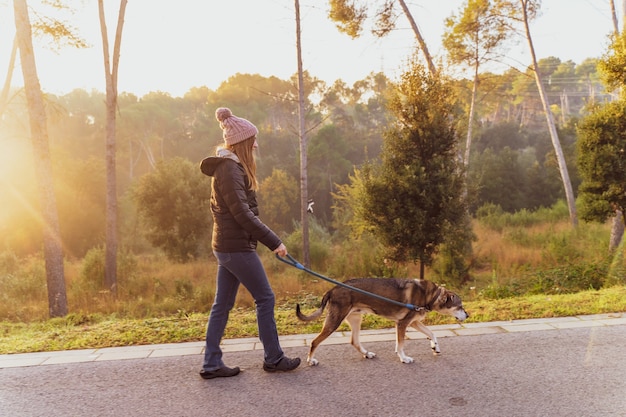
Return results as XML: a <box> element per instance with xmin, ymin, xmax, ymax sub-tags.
<box><xmin>1</xmin><ymin>324</ymin><xmax>625</xmax><ymax>417</ymax></box>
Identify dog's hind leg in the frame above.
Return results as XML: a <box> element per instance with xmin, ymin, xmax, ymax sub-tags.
<box><xmin>344</xmin><ymin>312</ymin><xmax>376</xmax><ymax>359</ymax></box>
<box><xmin>410</xmin><ymin>320</ymin><xmax>441</xmax><ymax>355</ymax></box>
<box><xmin>307</xmin><ymin>306</ymin><xmax>349</xmax><ymax>366</ymax></box>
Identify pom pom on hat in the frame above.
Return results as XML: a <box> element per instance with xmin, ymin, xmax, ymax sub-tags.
<box><xmin>216</xmin><ymin>107</ymin><xmax>232</xmax><ymax>122</ymax></box>
<box><xmin>215</xmin><ymin>107</ymin><xmax>258</xmax><ymax>146</ymax></box>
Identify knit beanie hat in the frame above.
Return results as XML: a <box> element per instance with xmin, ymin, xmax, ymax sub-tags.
<box><xmin>215</xmin><ymin>107</ymin><xmax>258</xmax><ymax>146</ymax></box>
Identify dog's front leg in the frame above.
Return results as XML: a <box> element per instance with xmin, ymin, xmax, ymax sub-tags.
<box><xmin>395</xmin><ymin>323</ymin><xmax>413</xmax><ymax>363</ymax></box>
<box><xmin>345</xmin><ymin>313</ymin><xmax>376</xmax><ymax>359</ymax></box>
<box><xmin>411</xmin><ymin>320</ymin><xmax>440</xmax><ymax>355</ymax></box>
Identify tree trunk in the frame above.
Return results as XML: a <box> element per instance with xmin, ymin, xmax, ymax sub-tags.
<box><xmin>608</xmin><ymin>3</ymin><xmax>626</xmax><ymax>252</ymax></box>
<box><xmin>520</xmin><ymin>0</ymin><xmax>577</xmax><ymax>227</ymax></box>
<box><xmin>99</xmin><ymin>0</ymin><xmax>128</xmax><ymax>295</ymax></box>
<box><xmin>295</xmin><ymin>0</ymin><xmax>310</xmax><ymax>267</ymax></box>
<box><xmin>0</xmin><ymin>36</ymin><xmax>18</xmax><ymax>117</ymax></box>
<box><xmin>610</xmin><ymin>0</ymin><xmax>619</xmax><ymax>34</ymax></box>
<box><xmin>397</xmin><ymin>0</ymin><xmax>437</xmax><ymax>76</ymax></box>
<box><xmin>609</xmin><ymin>210</ymin><xmax>624</xmax><ymax>252</ymax></box>
<box><xmin>13</xmin><ymin>0</ymin><xmax>67</xmax><ymax>317</ymax></box>
<box><xmin>464</xmin><ymin>60</ymin><xmax>479</xmax><ymax>169</ymax></box>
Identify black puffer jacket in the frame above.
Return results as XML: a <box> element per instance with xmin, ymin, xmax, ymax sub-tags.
<box><xmin>200</xmin><ymin>150</ymin><xmax>281</xmax><ymax>253</ymax></box>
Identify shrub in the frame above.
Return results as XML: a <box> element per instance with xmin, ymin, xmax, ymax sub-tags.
<box><xmin>477</xmin><ymin>200</ymin><xmax>570</xmax><ymax>231</ymax></box>
<box><xmin>79</xmin><ymin>246</ymin><xmax>139</xmax><ymax>292</ymax></box>
<box><xmin>0</xmin><ymin>251</ymin><xmax>19</xmax><ymax>275</ymax></box>
<box><xmin>326</xmin><ymin>233</ymin><xmax>404</xmax><ymax>279</ymax></box>
<box><xmin>0</xmin><ymin>255</ymin><xmax>48</xmax><ymax>320</ymax></box>
<box><xmin>80</xmin><ymin>246</ymin><xmax>106</xmax><ymax>291</ymax></box>
<box><xmin>527</xmin><ymin>261</ymin><xmax>607</xmax><ymax>294</ymax></box>
<box><xmin>283</xmin><ymin>218</ymin><xmax>332</xmax><ymax>271</ymax></box>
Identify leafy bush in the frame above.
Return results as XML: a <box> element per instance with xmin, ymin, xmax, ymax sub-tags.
<box><xmin>477</xmin><ymin>201</ymin><xmax>570</xmax><ymax>231</ymax></box>
<box><xmin>479</xmin><ymin>282</ymin><xmax>522</xmax><ymax>299</ymax></box>
<box><xmin>0</xmin><ymin>251</ymin><xmax>19</xmax><ymax>275</ymax></box>
<box><xmin>80</xmin><ymin>246</ymin><xmax>106</xmax><ymax>291</ymax></box>
<box><xmin>528</xmin><ymin>261</ymin><xmax>607</xmax><ymax>294</ymax></box>
<box><xmin>327</xmin><ymin>233</ymin><xmax>405</xmax><ymax>279</ymax></box>
<box><xmin>283</xmin><ymin>218</ymin><xmax>332</xmax><ymax>271</ymax></box>
<box><xmin>0</xmin><ymin>255</ymin><xmax>48</xmax><ymax>320</ymax></box>
<box><xmin>79</xmin><ymin>246</ymin><xmax>139</xmax><ymax>292</ymax></box>
<box><xmin>133</xmin><ymin>157</ymin><xmax>212</xmax><ymax>262</ymax></box>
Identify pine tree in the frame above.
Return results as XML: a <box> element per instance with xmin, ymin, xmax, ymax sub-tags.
<box><xmin>359</xmin><ymin>59</ymin><xmax>467</xmax><ymax>277</ymax></box>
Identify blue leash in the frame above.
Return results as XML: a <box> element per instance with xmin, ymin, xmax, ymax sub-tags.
<box><xmin>275</xmin><ymin>254</ymin><xmax>427</xmax><ymax>312</ymax></box>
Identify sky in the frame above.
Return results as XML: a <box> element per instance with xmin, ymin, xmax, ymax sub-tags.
<box><xmin>0</xmin><ymin>0</ymin><xmax>619</xmax><ymax>98</ymax></box>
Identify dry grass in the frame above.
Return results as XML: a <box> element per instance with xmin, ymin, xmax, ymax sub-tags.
<box><xmin>473</xmin><ymin>222</ymin><xmax>544</xmax><ymax>270</ymax></box>
<box><xmin>0</xmin><ymin>213</ymin><xmax>622</xmax><ymax>324</ymax></box>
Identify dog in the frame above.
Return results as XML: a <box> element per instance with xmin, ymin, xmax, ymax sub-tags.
<box><xmin>296</xmin><ymin>278</ymin><xmax>469</xmax><ymax>365</ymax></box>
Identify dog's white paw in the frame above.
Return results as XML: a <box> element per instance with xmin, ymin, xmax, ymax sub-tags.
<box><xmin>308</xmin><ymin>358</ymin><xmax>319</xmax><ymax>366</ymax></box>
<box><xmin>400</xmin><ymin>356</ymin><xmax>414</xmax><ymax>364</ymax></box>
<box><xmin>364</xmin><ymin>351</ymin><xmax>376</xmax><ymax>359</ymax></box>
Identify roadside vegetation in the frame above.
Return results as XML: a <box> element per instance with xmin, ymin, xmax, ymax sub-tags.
<box><xmin>2</xmin><ymin>203</ymin><xmax>625</xmax><ymax>354</ymax></box>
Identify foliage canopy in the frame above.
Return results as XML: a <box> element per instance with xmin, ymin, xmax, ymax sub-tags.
<box><xmin>358</xmin><ymin>59</ymin><xmax>466</xmax><ymax>266</ymax></box>
<box><xmin>133</xmin><ymin>157</ymin><xmax>212</xmax><ymax>262</ymax></box>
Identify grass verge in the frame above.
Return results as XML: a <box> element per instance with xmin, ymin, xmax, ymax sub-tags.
<box><xmin>1</xmin><ymin>285</ymin><xmax>625</xmax><ymax>355</ymax></box>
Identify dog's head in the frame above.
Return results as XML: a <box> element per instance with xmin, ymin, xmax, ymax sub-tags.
<box><xmin>434</xmin><ymin>289</ymin><xmax>469</xmax><ymax>321</ymax></box>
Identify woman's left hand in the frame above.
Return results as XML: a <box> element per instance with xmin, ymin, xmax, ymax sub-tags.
<box><xmin>273</xmin><ymin>243</ymin><xmax>287</xmax><ymax>257</ymax></box>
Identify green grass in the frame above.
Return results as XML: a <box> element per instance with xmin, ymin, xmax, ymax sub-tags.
<box><xmin>1</xmin><ymin>285</ymin><xmax>624</xmax><ymax>355</ymax></box>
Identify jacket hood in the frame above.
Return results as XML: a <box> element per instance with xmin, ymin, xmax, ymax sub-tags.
<box><xmin>200</xmin><ymin>148</ymin><xmax>240</xmax><ymax>176</ymax></box>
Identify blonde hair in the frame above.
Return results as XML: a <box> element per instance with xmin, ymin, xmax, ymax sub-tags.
<box><xmin>225</xmin><ymin>136</ymin><xmax>258</xmax><ymax>191</ymax></box>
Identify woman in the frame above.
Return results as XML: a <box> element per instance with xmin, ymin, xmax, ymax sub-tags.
<box><xmin>199</xmin><ymin>107</ymin><xmax>301</xmax><ymax>379</ymax></box>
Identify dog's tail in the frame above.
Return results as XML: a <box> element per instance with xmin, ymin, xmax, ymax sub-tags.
<box><xmin>296</xmin><ymin>291</ymin><xmax>330</xmax><ymax>321</ymax></box>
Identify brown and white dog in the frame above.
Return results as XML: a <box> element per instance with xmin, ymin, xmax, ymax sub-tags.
<box><xmin>296</xmin><ymin>278</ymin><xmax>469</xmax><ymax>365</ymax></box>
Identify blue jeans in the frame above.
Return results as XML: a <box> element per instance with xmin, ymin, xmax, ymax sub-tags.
<box><xmin>202</xmin><ymin>251</ymin><xmax>284</xmax><ymax>371</ymax></box>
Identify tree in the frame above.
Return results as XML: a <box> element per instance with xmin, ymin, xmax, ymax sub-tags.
<box><xmin>357</xmin><ymin>58</ymin><xmax>466</xmax><ymax>277</ymax></box>
<box><xmin>133</xmin><ymin>157</ymin><xmax>212</xmax><ymax>262</ymax></box>
<box><xmin>0</xmin><ymin>36</ymin><xmax>18</xmax><ymax>118</ymax></box>
<box><xmin>505</xmin><ymin>0</ymin><xmax>578</xmax><ymax>226</ymax></box>
<box><xmin>2</xmin><ymin>2</ymin><xmax>87</xmax><ymax>119</ymax></box>
<box><xmin>443</xmin><ymin>0</ymin><xmax>511</xmax><ymax>170</ymax></box>
<box><xmin>294</xmin><ymin>0</ymin><xmax>311</xmax><ymax>266</ymax></box>
<box><xmin>579</xmin><ymin>23</ymin><xmax>626</xmax><ymax>252</ymax></box>
<box><xmin>576</xmin><ymin>100</ymin><xmax>626</xmax><ymax>230</ymax></box>
<box><xmin>308</xmin><ymin>124</ymin><xmax>353</xmax><ymax>223</ymax></box>
<box><xmin>98</xmin><ymin>0</ymin><xmax>128</xmax><ymax>295</ymax></box>
<box><xmin>257</xmin><ymin>169</ymin><xmax>299</xmax><ymax>234</ymax></box>
<box><xmin>13</xmin><ymin>0</ymin><xmax>67</xmax><ymax>317</ymax></box>
<box><xmin>328</xmin><ymin>0</ymin><xmax>437</xmax><ymax>75</ymax></box>
<box><xmin>604</xmin><ymin>0</ymin><xmax>626</xmax><ymax>251</ymax></box>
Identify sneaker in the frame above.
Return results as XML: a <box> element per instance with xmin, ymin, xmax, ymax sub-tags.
<box><xmin>263</xmin><ymin>356</ymin><xmax>301</xmax><ymax>373</ymax></box>
<box><xmin>199</xmin><ymin>366</ymin><xmax>241</xmax><ymax>379</ymax></box>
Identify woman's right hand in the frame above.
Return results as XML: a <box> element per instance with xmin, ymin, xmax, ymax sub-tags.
<box><xmin>273</xmin><ymin>243</ymin><xmax>287</xmax><ymax>257</ymax></box>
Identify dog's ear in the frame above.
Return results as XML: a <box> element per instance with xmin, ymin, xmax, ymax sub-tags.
<box><xmin>437</xmin><ymin>290</ymin><xmax>449</xmax><ymax>304</ymax></box>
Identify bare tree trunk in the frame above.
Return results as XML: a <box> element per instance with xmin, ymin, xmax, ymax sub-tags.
<box><xmin>397</xmin><ymin>0</ymin><xmax>437</xmax><ymax>76</ymax></box>
<box><xmin>610</xmin><ymin>0</ymin><xmax>619</xmax><ymax>34</ymax></box>
<box><xmin>99</xmin><ymin>0</ymin><xmax>128</xmax><ymax>295</ymax></box>
<box><xmin>0</xmin><ymin>36</ymin><xmax>18</xmax><ymax>117</ymax></box>
<box><xmin>520</xmin><ymin>0</ymin><xmax>577</xmax><ymax>227</ymax></box>
<box><xmin>295</xmin><ymin>0</ymin><xmax>310</xmax><ymax>267</ymax></box>
<box><xmin>464</xmin><ymin>60</ymin><xmax>479</xmax><ymax>169</ymax></box>
<box><xmin>609</xmin><ymin>210</ymin><xmax>624</xmax><ymax>252</ymax></box>
<box><xmin>13</xmin><ymin>0</ymin><xmax>67</xmax><ymax>317</ymax></box>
